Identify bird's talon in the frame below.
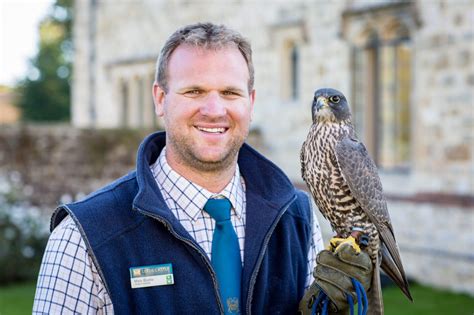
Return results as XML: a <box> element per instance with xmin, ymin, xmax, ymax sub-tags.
<box><xmin>328</xmin><ymin>237</ymin><xmax>346</xmax><ymax>251</ymax></box>
<box><xmin>332</xmin><ymin>236</ymin><xmax>361</xmax><ymax>254</ymax></box>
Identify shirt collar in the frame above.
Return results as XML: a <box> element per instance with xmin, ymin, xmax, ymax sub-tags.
<box><xmin>151</xmin><ymin>147</ymin><xmax>244</xmax><ymax>221</ymax></box>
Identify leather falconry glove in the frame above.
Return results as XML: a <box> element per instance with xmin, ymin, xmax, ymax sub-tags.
<box><xmin>298</xmin><ymin>243</ymin><xmax>373</xmax><ymax>315</ymax></box>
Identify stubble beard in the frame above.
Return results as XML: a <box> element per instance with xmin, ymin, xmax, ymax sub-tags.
<box><xmin>166</xmin><ymin>130</ymin><xmax>247</xmax><ymax>174</ymax></box>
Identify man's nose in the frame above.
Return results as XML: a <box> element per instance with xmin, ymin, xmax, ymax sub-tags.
<box><xmin>200</xmin><ymin>92</ymin><xmax>226</xmax><ymax>117</ymax></box>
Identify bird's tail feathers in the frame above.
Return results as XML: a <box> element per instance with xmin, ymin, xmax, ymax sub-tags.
<box><xmin>378</xmin><ymin>226</ymin><xmax>406</xmax><ymax>277</ymax></box>
<box><xmin>380</xmin><ymin>243</ymin><xmax>413</xmax><ymax>301</ymax></box>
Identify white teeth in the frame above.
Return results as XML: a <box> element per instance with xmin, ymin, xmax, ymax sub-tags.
<box><xmin>197</xmin><ymin>127</ymin><xmax>225</xmax><ymax>134</ymax></box>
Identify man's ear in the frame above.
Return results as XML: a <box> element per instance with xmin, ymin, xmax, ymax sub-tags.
<box><xmin>249</xmin><ymin>89</ymin><xmax>256</xmax><ymax>121</ymax></box>
<box><xmin>152</xmin><ymin>82</ymin><xmax>166</xmax><ymax>117</ymax></box>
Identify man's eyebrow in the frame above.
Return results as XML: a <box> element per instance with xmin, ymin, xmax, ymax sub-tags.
<box><xmin>176</xmin><ymin>85</ymin><xmax>204</xmax><ymax>92</ymax></box>
<box><xmin>176</xmin><ymin>86</ymin><xmax>247</xmax><ymax>94</ymax></box>
<box><xmin>222</xmin><ymin>86</ymin><xmax>246</xmax><ymax>94</ymax></box>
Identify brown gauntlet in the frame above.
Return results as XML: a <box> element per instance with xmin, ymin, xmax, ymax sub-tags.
<box><xmin>298</xmin><ymin>244</ymin><xmax>373</xmax><ymax>314</ymax></box>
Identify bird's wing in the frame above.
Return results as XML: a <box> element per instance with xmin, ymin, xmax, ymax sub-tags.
<box><xmin>334</xmin><ymin>137</ymin><xmax>389</xmax><ymax>224</ymax></box>
<box><xmin>335</xmin><ymin>137</ymin><xmax>411</xmax><ymax>297</ymax></box>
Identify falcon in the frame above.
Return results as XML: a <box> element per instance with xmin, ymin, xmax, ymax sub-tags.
<box><xmin>300</xmin><ymin>88</ymin><xmax>412</xmax><ymax>314</ymax></box>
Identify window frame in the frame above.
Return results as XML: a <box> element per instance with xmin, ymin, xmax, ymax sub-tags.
<box><xmin>351</xmin><ymin>33</ymin><xmax>412</xmax><ymax>172</ymax></box>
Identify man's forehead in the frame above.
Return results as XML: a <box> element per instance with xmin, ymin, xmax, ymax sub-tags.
<box><xmin>174</xmin><ymin>41</ymin><xmax>239</xmax><ymax>52</ymax></box>
<box><xmin>166</xmin><ymin>45</ymin><xmax>250</xmax><ymax>88</ymax></box>
<box><xmin>169</xmin><ymin>43</ymin><xmax>242</xmax><ymax>60</ymax></box>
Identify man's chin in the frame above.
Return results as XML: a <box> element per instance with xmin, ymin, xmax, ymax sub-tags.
<box><xmin>190</xmin><ymin>149</ymin><xmax>238</xmax><ymax>171</ymax></box>
<box><xmin>195</xmin><ymin>154</ymin><xmax>230</xmax><ymax>166</ymax></box>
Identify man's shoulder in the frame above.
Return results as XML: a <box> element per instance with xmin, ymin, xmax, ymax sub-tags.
<box><xmin>78</xmin><ymin>171</ymin><xmax>138</xmax><ymax>205</ymax></box>
<box><xmin>286</xmin><ymin>188</ymin><xmax>312</xmax><ymax>221</ymax></box>
<box><xmin>51</xmin><ymin>171</ymin><xmax>139</xmax><ymax>231</ymax></box>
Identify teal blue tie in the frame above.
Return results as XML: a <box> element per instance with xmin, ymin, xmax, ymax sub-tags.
<box><xmin>204</xmin><ymin>198</ymin><xmax>242</xmax><ymax>314</ymax></box>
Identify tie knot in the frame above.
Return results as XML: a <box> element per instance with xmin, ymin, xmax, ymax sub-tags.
<box><xmin>203</xmin><ymin>198</ymin><xmax>232</xmax><ymax>222</ymax></box>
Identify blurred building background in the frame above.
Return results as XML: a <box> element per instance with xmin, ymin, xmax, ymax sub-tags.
<box><xmin>69</xmin><ymin>0</ymin><xmax>474</xmax><ymax>295</ymax></box>
<box><xmin>0</xmin><ymin>0</ymin><xmax>473</xmax><ymax>300</ymax></box>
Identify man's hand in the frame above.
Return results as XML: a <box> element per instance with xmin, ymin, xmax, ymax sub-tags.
<box><xmin>298</xmin><ymin>243</ymin><xmax>373</xmax><ymax>314</ymax></box>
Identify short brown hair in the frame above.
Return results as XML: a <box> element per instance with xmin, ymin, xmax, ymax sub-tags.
<box><xmin>155</xmin><ymin>22</ymin><xmax>254</xmax><ymax>93</ymax></box>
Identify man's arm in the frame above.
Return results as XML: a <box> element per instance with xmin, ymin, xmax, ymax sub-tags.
<box><xmin>306</xmin><ymin>205</ymin><xmax>326</xmax><ymax>289</ymax></box>
<box><xmin>33</xmin><ymin>216</ymin><xmax>113</xmax><ymax>314</ymax></box>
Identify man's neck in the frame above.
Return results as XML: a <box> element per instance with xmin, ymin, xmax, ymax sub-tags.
<box><xmin>165</xmin><ymin>153</ymin><xmax>237</xmax><ymax>194</ymax></box>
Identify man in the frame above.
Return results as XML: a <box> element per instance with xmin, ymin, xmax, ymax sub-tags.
<box><xmin>33</xmin><ymin>23</ymin><xmax>370</xmax><ymax>314</ymax></box>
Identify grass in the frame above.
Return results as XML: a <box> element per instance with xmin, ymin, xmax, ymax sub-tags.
<box><xmin>0</xmin><ymin>282</ymin><xmax>36</xmax><ymax>315</ymax></box>
<box><xmin>0</xmin><ymin>282</ymin><xmax>473</xmax><ymax>314</ymax></box>
<box><xmin>384</xmin><ymin>283</ymin><xmax>474</xmax><ymax>315</ymax></box>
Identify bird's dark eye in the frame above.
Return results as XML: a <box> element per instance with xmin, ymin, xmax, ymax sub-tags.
<box><xmin>329</xmin><ymin>95</ymin><xmax>340</xmax><ymax>103</ymax></box>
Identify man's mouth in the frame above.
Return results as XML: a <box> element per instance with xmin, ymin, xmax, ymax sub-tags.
<box><xmin>196</xmin><ymin>126</ymin><xmax>227</xmax><ymax>134</ymax></box>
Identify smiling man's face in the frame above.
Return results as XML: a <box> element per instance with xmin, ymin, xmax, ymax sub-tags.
<box><xmin>153</xmin><ymin>44</ymin><xmax>255</xmax><ymax>175</ymax></box>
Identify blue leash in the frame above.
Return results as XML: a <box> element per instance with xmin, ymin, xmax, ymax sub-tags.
<box><xmin>311</xmin><ymin>278</ymin><xmax>368</xmax><ymax>315</ymax></box>
<box><xmin>347</xmin><ymin>294</ymin><xmax>354</xmax><ymax>315</ymax></box>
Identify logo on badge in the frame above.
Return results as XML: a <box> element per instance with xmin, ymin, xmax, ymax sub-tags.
<box><xmin>132</xmin><ymin>269</ymin><xmax>141</xmax><ymax>277</ymax></box>
<box><xmin>227</xmin><ymin>297</ymin><xmax>239</xmax><ymax>313</ymax></box>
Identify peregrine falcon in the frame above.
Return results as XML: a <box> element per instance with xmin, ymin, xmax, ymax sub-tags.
<box><xmin>300</xmin><ymin>88</ymin><xmax>413</xmax><ymax>314</ymax></box>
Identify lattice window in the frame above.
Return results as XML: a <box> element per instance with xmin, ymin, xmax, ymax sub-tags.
<box><xmin>343</xmin><ymin>2</ymin><xmax>419</xmax><ymax>170</ymax></box>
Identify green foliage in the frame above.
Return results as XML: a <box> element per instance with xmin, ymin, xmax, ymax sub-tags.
<box><xmin>0</xmin><ymin>174</ymin><xmax>49</xmax><ymax>285</ymax></box>
<box><xmin>15</xmin><ymin>0</ymin><xmax>73</xmax><ymax>122</ymax></box>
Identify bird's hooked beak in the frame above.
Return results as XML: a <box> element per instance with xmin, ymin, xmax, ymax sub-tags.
<box><xmin>316</xmin><ymin>97</ymin><xmax>330</xmax><ymax>111</ymax></box>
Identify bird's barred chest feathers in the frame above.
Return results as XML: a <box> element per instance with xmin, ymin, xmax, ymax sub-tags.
<box><xmin>302</xmin><ymin>122</ymin><xmax>377</xmax><ymax>243</ymax></box>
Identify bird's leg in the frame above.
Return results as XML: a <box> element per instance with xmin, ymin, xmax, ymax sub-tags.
<box><xmin>327</xmin><ymin>234</ymin><xmax>344</xmax><ymax>251</ymax></box>
<box><xmin>328</xmin><ymin>228</ymin><xmax>369</xmax><ymax>254</ymax></box>
<box><xmin>329</xmin><ymin>235</ymin><xmax>361</xmax><ymax>254</ymax></box>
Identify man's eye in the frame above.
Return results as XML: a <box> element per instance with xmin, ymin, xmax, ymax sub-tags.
<box><xmin>222</xmin><ymin>91</ymin><xmax>239</xmax><ymax>96</ymax></box>
<box><xmin>185</xmin><ymin>90</ymin><xmax>201</xmax><ymax>95</ymax></box>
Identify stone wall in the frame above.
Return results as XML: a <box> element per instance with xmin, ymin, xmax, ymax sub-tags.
<box><xmin>0</xmin><ymin>125</ymin><xmax>151</xmax><ymax>209</ymax></box>
<box><xmin>389</xmin><ymin>200</ymin><xmax>474</xmax><ymax>295</ymax></box>
<box><xmin>412</xmin><ymin>0</ymin><xmax>474</xmax><ymax>194</ymax></box>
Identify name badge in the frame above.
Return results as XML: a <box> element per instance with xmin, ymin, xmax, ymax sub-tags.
<box><xmin>129</xmin><ymin>263</ymin><xmax>174</xmax><ymax>289</ymax></box>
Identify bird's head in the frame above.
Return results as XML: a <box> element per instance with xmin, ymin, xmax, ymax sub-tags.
<box><xmin>311</xmin><ymin>88</ymin><xmax>351</xmax><ymax>123</ymax></box>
